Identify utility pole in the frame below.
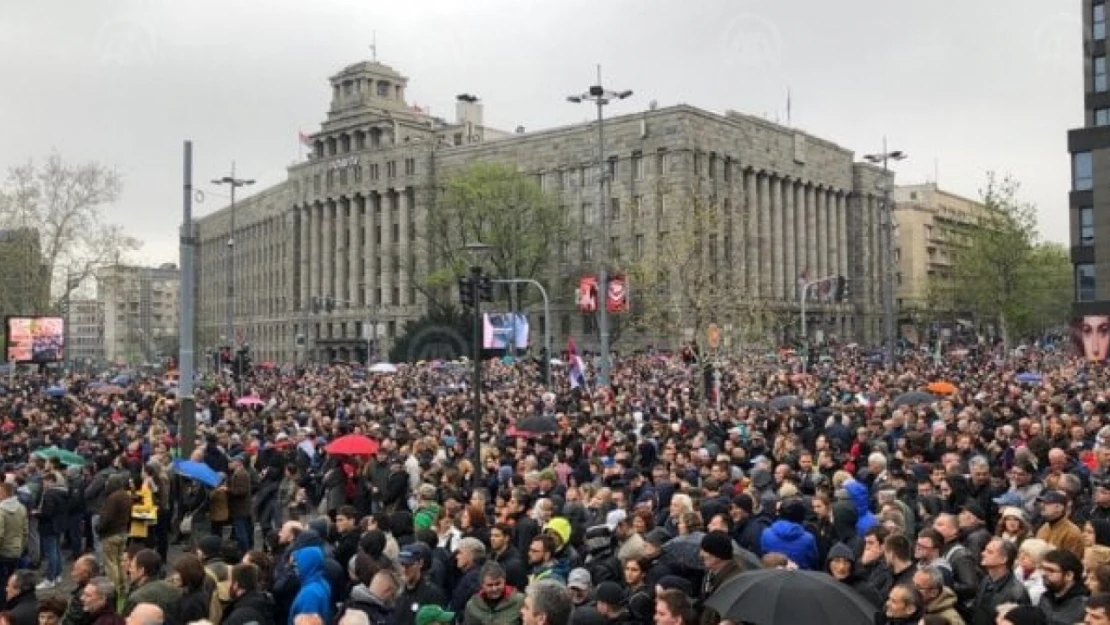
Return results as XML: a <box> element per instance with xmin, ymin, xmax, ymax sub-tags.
<box><xmin>179</xmin><ymin>141</ymin><xmax>197</xmax><ymax>458</ymax></box>
<box><xmin>211</xmin><ymin>164</ymin><xmax>255</xmax><ymax>362</ymax></box>
<box><xmin>864</xmin><ymin>139</ymin><xmax>906</xmax><ymax>371</ymax></box>
<box><xmin>567</xmin><ymin>67</ymin><xmax>632</xmax><ymax>388</ymax></box>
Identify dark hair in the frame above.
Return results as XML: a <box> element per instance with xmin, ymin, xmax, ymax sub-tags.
<box><xmin>133</xmin><ymin>549</ymin><xmax>162</xmax><ymax>578</ymax></box>
<box><xmin>993</xmin><ymin>537</ymin><xmax>1019</xmax><ymax>569</ymax></box>
<box><xmin>173</xmin><ymin>554</ymin><xmax>206</xmax><ymax>591</ymax></box>
<box><xmin>894</xmin><ymin>583</ymin><xmax>924</xmax><ymax>613</ymax></box>
<box><xmin>1043</xmin><ymin>548</ymin><xmax>1085</xmax><ymax>582</ymax></box>
<box><xmin>656</xmin><ymin>589</ymin><xmax>696</xmax><ymax>625</ymax></box>
<box><xmin>230</xmin><ymin>563</ymin><xmax>259</xmax><ymax>594</ymax></box>
<box><xmin>916</xmin><ymin>529</ymin><xmax>943</xmax><ymax>551</ymax></box>
<box><xmin>353</xmin><ymin>553</ymin><xmax>378</xmax><ymax>586</ymax></box>
<box><xmin>220</xmin><ymin>538</ymin><xmax>243</xmax><ymax>564</ymax></box>
<box><xmin>1089</xmin><ymin>591</ymin><xmax>1110</xmax><ymax>613</ymax></box>
<box><xmin>884</xmin><ymin>534</ymin><xmax>913</xmax><ymax>562</ymax></box>
<box><xmin>244</xmin><ymin>550</ymin><xmax>274</xmax><ymax>588</ymax></box>
<box><xmin>532</xmin><ymin>534</ymin><xmax>556</xmax><ymax>558</ymax></box>
<box><xmin>337</xmin><ymin>505</ymin><xmax>359</xmax><ymax>520</ymax></box>
<box><xmin>37</xmin><ymin>596</ymin><xmax>66</xmax><ymax>617</ymax></box>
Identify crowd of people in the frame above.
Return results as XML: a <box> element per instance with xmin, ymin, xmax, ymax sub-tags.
<box><xmin>0</xmin><ymin>341</ymin><xmax>1109</xmax><ymax>625</ymax></box>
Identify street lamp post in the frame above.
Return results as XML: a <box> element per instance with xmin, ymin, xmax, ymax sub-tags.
<box><xmin>863</xmin><ymin>139</ymin><xmax>906</xmax><ymax>371</ymax></box>
<box><xmin>211</xmin><ymin>164</ymin><xmax>255</xmax><ymax>363</ymax></box>
<box><xmin>567</xmin><ymin>67</ymin><xmax>632</xmax><ymax>388</ymax></box>
<box><xmin>460</xmin><ymin>243</ymin><xmax>493</xmax><ymax>481</ymax></box>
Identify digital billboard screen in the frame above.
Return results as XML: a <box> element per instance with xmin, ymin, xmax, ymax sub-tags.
<box><xmin>6</xmin><ymin>316</ymin><xmax>65</xmax><ymax>364</ymax></box>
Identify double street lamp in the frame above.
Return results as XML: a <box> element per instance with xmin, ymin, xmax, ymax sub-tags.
<box><xmin>458</xmin><ymin>243</ymin><xmax>493</xmax><ymax>481</ymax></box>
<box><xmin>863</xmin><ymin>140</ymin><xmax>906</xmax><ymax>371</ymax></box>
<box><xmin>211</xmin><ymin>165</ymin><xmax>254</xmax><ymax>359</ymax></box>
<box><xmin>567</xmin><ymin>67</ymin><xmax>632</xmax><ymax>388</ymax></box>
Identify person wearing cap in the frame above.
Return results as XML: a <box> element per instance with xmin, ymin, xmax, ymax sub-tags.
<box><xmin>414</xmin><ymin>605</ymin><xmax>454</xmax><ymax>625</ymax></box>
<box><xmin>463</xmin><ymin>561</ymin><xmax>524</xmax><ymax>625</ymax></box>
<box><xmin>698</xmin><ymin>531</ymin><xmax>744</xmax><ymax>625</ymax></box>
<box><xmin>593</xmin><ymin>581</ymin><xmax>635</xmax><ymax>625</ymax></box>
<box><xmin>1086</xmin><ymin>475</ymin><xmax>1110</xmax><ymax>523</ymax></box>
<box><xmin>1036</xmin><ymin>490</ymin><xmax>1086</xmax><ymax>559</ymax></box>
<box><xmin>727</xmin><ymin>494</ymin><xmax>766</xmax><ymax>556</ymax></box>
<box><xmin>543</xmin><ymin>518</ymin><xmax>577</xmax><ymax>580</ymax></box>
<box><xmin>1008</xmin><ymin>461</ymin><xmax>1045</xmax><ymax>517</ymax></box>
<box><xmin>826</xmin><ymin>542</ymin><xmax>884</xmax><ymax>609</ymax></box>
<box><xmin>566</xmin><ymin>568</ymin><xmax>594</xmax><ymax>608</ymax></box>
<box><xmin>395</xmin><ymin>542</ymin><xmax>447</xmax><ymax>625</ymax></box>
<box><xmin>957</xmin><ymin>501</ymin><xmax>993</xmax><ymax>560</ymax></box>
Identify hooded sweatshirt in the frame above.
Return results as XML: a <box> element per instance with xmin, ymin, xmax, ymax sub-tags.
<box><xmin>760</xmin><ymin>520</ymin><xmax>819</xmax><ymax>570</ymax></box>
<box><xmin>825</xmin><ymin>542</ymin><xmax>884</xmax><ymax>609</ymax></box>
<box><xmin>289</xmin><ymin>546</ymin><xmax>332</xmax><ymax>625</ymax></box>
<box><xmin>843</xmin><ymin>479</ymin><xmax>878</xmax><ymax>535</ymax></box>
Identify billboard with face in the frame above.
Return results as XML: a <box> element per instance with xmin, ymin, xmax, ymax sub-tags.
<box><xmin>1073</xmin><ymin>313</ymin><xmax>1110</xmax><ymax>361</ymax></box>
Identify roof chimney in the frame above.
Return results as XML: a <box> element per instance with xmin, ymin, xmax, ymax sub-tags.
<box><xmin>456</xmin><ymin>94</ymin><xmax>483</xmax><ymax>127</ymax></box>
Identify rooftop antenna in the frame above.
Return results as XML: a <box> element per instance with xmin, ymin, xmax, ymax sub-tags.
<box><xmin>369</xmin><ymin>31</ymin><xmax>377</xmax><ymax>62</ymax></box>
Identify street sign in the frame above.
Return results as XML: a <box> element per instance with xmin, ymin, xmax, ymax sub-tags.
<box><xmin>706</xmin><ymin>324</ymin><xmax>721</xmax><ymax>350</ymax></box>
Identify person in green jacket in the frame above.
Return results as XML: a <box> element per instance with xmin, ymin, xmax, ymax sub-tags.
<box><xmin>464</xmin><ymin>562</ymin><xmax>524</xmax><ymax>625</ymax></box>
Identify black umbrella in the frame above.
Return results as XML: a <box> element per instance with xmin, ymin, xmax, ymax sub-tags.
<box><xmin>706</xmin><ymin>568</ymin><xmax>878</xmax><ymax>625</ymax></box>
<box><xmin>768</xmin><ymin>395</ymin><xmax>802</xmax><ymax>411</ymax></box>
<box><xmin>892</xmin><ymin>391</ymin><xmax>937</xmax><ymax>408</ymax></box>
<box><xmin>738</xmin><ymin>399</ymin><xmax>766</xmax><ymax>410</ymax></box>
<box><xmin>515</xmin><ymin>415</ymin><xmax>558</xmax><ymax>434</ymax></box>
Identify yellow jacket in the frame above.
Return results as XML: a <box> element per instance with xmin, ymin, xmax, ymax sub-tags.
<box><xmin>129</xmin><ymin>486</ymin><xmax>157</xmax><ymax>538</ymax></box>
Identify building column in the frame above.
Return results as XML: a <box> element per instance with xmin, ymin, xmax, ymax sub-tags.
<box><xmin>804</xmin><ymin>184</ymin><xmax>817</xmax><ymax>281</ymax></box>
<box><xmin>336</xmin><ymin>199</ymin><xmax>349</xmax><ymax>307</ymax></box>
<box><xmin>782</xmin><ymin>177</ymin><xmax>795</xmax><ymax>301</ymax></box>
<box><xmin>398</xmin><ymin>187</ymin><xmax>410</xmax><ymax>307</ymax></box>
<box><xmin>837</xmin><ymin>192</ymin><xmax>848</xmax><ymax>286</ymax></box>
<box><xmin>814</xmin><ymin>187</ymin><xmax>826</xmax><ymax>283</ymax></box>
<box><xmin>770</xmin><ymin>175</ymin><xmax>784</xmax><ymax>301</ymax></box>
<box><xmin>757</xmin><ymin>172</ymin><xmax>772</xmax><ymax>299</ymax></box>
<box><xmin>313</xmin><ymin>203</ymin><xmax>324</xmax><ymax>303</ymax></box>
<box><xmin>350</xmin><ymin>196</ymin><xmax>363</xmax><ymax>309</ymax></box>
<box><xmin>380</xmin><ymin>190</ymin><xmax>394</xmax><ymax>310</ymax></box>
<box><xmin>744</xmin><ymin>169</ymin><xmax>758</xmax><ymax>296</ymax></box>
<box><xmin>824</xmin><ymin>190</ymin><xmax>835</xmax><ymax>280</ymax></box>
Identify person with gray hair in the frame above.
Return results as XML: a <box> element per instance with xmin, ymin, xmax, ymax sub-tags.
<box><xmin>451</xmin><ymin>537</ymin><xmax>488</xmax><ymax>612</ymax></box>
<box><xmin>80</xmin><ymin>577</ymin><xmax>122</xmax><ymax>625</ymax></box>
<box><xmin>522</xmin><ymin>579</ymin><xmax>572</xmax><ymax>625</ymax></box>
<box><xmin>912</xmin><ymin>566</ymin><xmax>965</xmax><ymax>625</ymax></box>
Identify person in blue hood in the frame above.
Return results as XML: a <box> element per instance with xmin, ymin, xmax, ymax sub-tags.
<box><xmin>290</xmin><ymin>545</ymin><xmax>332</xmax><ymax>625</ymax></box>
<box><xmin>843</xmin><ymin>478</ymin><xmax>879</xmax><ymax>535</ymax></box>
<box><xmin>759</xmin><ymin>499</ymin><xmax>819</xmax><ymax>570</ymax></box>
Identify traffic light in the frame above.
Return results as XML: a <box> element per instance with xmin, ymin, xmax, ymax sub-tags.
<box><xmin>458</xmin><ymin>276</ymin><xmax>475</xmax><ymax>308</ymax></box>
<box><xmin>477</xmin><ymin>276</ymin><xmax>494</xmax><ymax>302</ymax></box>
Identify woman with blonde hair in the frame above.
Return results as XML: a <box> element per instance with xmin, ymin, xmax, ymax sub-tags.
<box><xmin>1085</xmin><ymin>546</ymin><xmax>1110</xmax><ymax>593</ymax></box>
<box><xmin>1014</xmin><ymin>538</ymin><xmax>1051</xmax><ymax>604</ymax></box>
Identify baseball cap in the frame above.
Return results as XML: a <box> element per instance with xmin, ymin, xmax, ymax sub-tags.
<box><xmin>398</xmin><ymin>543</ymin><xmax>431</xmax><ymax>566</ymax></box>
<box><xmin>992</xmin><ymin>491</ymin><xmax>1024</xmax><ymax>508</ymax></box>
<box><xmin>959</xmin><ymin>501</ymin><xmax>985</xmax><ymax>520</ymax></box>
<box><xmin>415</xmin><ymin>605</ymin><xmax>455</xmax><ymax>625</ymax></box>
<box><xmin>567</xmin><ymin>568</ymin><xmax>592</xmax><ymax>590</ymax></box>
<box><xmin>1038</xmin><ymin>490</ymin><xmax>1069</xmax><ymax>505</ymax></box>
<box><xmin>644</xmin><ymin>528</ymin><xmax>671</xmax><ymax>548</ymax></box>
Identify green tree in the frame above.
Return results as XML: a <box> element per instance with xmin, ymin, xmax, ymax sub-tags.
<box><xmin>388</xmin><ymin>305</ymin><xmax>472</xmax><ymax>362</ymax></box>
<box><xmin>0</xmin><ymin>153</ymin><xmax>140</xmax><ymax>309</ymax></box>
<box><xmin>935</xmin><ymin>173</ymin><xmax>1068</xmax><ymax>348</ymax></box>
<box><xmin>421</xmin><ymin>162</ymin><xmax>571</xmax><ymax>310</ymax></box>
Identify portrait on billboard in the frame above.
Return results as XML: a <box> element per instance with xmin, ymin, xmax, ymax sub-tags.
<box><xmin>1072</xmin><ymin>314</ymin><xmax>1110</xmax><ymax>362</ymax></box>
<box><xmin>607</xmin><ymin>274</ymin><xmax>629</xmax><ymax>313</ymax></box>
<box><xmin>578</xmin><ymin>275</ymin><xmax>598</xmax><ymax>313</ymax></box>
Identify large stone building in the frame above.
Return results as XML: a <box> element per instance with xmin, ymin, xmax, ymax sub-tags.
<box><xmin>892</xmin><ymin>183</ymin><xmax>989</xmax><ymax>337</ymax></box>
<box><xmin>1071</xmin><ymin>0</ymin><xmax>1109</xmax><ymax>311</ymax></box>
<box><xmin>0</xmin><ymin>228</ymin><xmax>50</xmax><ymax>318</ymax></box>
<box><xmin>97</xmin><ymin>263</ymin><xmax>180</xmax><ymax>365</ymax></box>
<box><xmin>67</xmin><ymin>298</ymin><xmax>104</xmax><ymax>367</ymax></box>
<box><xmin>195</xmin><ymin>59</ymin><xmax>891</xmax><ymax>363</ymax></box>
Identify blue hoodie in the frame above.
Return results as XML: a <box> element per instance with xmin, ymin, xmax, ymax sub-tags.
<box><xmin>760</xmin><ymin>520</ymin><xmax>819</xmax><ymax>570</ymax></box>
<box><xmin>843</xmin><ymin>479</ymin><xmax>878</xmax><ymax>535</ymax></box>
<box><xmin>290</xmin><ymin>546</ymin><xmax>332</xmax><ymax>625</ymax></box>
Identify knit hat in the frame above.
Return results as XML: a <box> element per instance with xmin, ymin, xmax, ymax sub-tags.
<box><xmin>414</xmin><ymin>510</ymin><xmax>436</xmax><ymax>531</ymax></box>
<box><xmin>656</xmin><ymin>575</ymin><xmax>693</xmax><ymax>595</ymax></box>
<box><xmin>700</xmin><ymin>530</ymin><xmax>733</xmax><ymax>561</ymax></box>
<box><xmin>544</xmin><ymin>517</ymin><xmax>572</xmax><ymax>547</ymax></box>
<box><xmin>644</xmin><ymin>528</ymin><xmax>671</xmax><ymax>548</ymax></box>
<box><xmin>730</xmin><ymin>494</ymin><xmax>754</xmax><ymax>514</ymax></box>
<box><xmin>415</xmin><ymin>605</ymin><xmax>455</xmax><ymax>625</ymax></box>
<box><xmin>567</xmin><ymin>568</ymin><xmax>592</xmax><ymax>590</ymax></box>
<box><xmin>779</xmin><ymin>499</ymin><xmax>807</xmax><ymax>524</ymax></box>
<box><xmin>999</xmin><ymin>605</ymin><xmax>1047</xmax><ymax>625</ymax></box>
<box><xmin>595</xmin><ymin>581</ymin><xmax>626</xmax><ymax>607</ymax></box>
<box><xmin>826</xmin><ymin>542</ymin><xmax>856</xmax><ymax>564</ymax></box>
<box><xmin>197</xmin><ymin>535</ymin><xmax>222</xmax><ymax>559</ymax></box>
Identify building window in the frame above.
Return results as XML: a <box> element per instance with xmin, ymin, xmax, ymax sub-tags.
<box><xmin>559</xmin><ymin>240</ymin><xmax>569</xmax><ymax>263</ymax></box>
<box><xmin>1098</xmin><ymin>3</ymin><xmax>1107</xmax><ymax>40</ymax></box>
<box><xmin>632</xmin><ymin>151</ymin><xmax>643</xmax><ymax>181</ymax></box>
<box><xmin>632</xmin><ymin>195</ymin><xmax>642</xmax><ymax>221</ymax></box>
<box><xmin>1077</xmin><ymin>262</ymin><xmax>1097</xmax><ymax>301</ymax></box>
<box><xmin>582</xmin><ymin>239</ymin><xmax>593</xmax><ymax>261</ymax></box>
<box><xmin>1097</xmin><ymin>55</ymin><xmax>1108</xmax><ymax>92</ymax></box>
<box><xmin>610</xmin><ymin>236</ymin><xmax>620</xmax><ymax>260</ymax></box>
<box><xmin>386</xmin><ymin>161</ymin><xmax>397</xmax><ymax>178</ymax></box>
<box><xmin>634</xmin><ymin>234</ymin><xmax>644</xmax><ymax>259</ymax></box>
<box><xmin>1081</xmin><ymin>206</ymin><xmax>1095</xmax><ymax>246</ymax></box>
<box><xmin>656</xmin><ymin>148</ymin><xmax>668</xmax><ymax>175</ymax></box>
<box><xmin>708</xmin><ymin>153</ymin><xmax>717</xmax><ymax>179</ymax></box>
<box><xmin>404</xmin><ymin>158</ymin><xmax>415</xmax><ymax>175</ymax></box>
<box><xmin>339</xmin><ymin>168</ymin><xmax>348</xmax><ymax>186</ymax></box>
<box><xmin>1075</xmin><ymin>151</ymin><xmax>1094</xmax><ymax>190</ymax></box>
<box><xmin>353</xmin><ymin>166</ymin><xmax>362</xmax><ymax>182</ymax></box>
<box><xmin>607</xmin><ymin>156</ymin><xmax>617</xmax><ymax>181</ymax></box>
<box><xmin>326</xmin><ymin>170</ymin><xmax>334</xmax><ymax>189</ymax></box>
<box><xmin>313</xmin><ymin>174</ymin><xmax>321</xmax><ymax>193</ymax></box>
<box><xmin>724</xmin><ymin>157</ymin><xmax>732</xmax><ymax>183</ymax></box>
<box><xmin>369</xmin><ymin>164</ymin><xmax>379</xmax><ymax>180</ymax></box>
<box><xmin>1098</xmin><ymin>108</ymin><xmax>1110</xmax><ymax>127</ymax></box>
<box><xmin>609</xmin><ymin>198</ymin><xmax>621</xmax><ymax>221</ymax></box>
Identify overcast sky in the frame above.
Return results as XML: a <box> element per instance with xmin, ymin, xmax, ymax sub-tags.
<box><xmin>0</xmin><ymin>0</ymin><xmax>1082</xmax><ymax>264</ymax></box>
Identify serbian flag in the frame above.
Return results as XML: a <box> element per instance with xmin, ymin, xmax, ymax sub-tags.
<box><xmin>298</xmin><ymin>130</ymin><xmax>313</xmax><ymax>147</ymax></box>
<box><xmin>567</xmin><ymin>337</ymin><xmax>586</xmax><ymax>390</ymax></box>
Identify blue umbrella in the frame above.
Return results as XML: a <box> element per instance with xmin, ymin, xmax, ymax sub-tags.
<box><xmin>87</xmin><ymin>381</ymin><xmax>106</xmax><ymax>389</ymax></box>
<box><xmin>1016</xmin><ymin>372</ymin><xmax>1043</xmax><ymax>384</ymax></box>
<box><xmin>110</xmin><ymin>374</ymin><xmax>132</xmax><ymax>386</ymax></box>
<box><xmin>172</xmin><ymin>459</ymin><xmax>223</xmax><ymax>488</ymax></box>
<box><xmin>45</xmin><ymin>386</ymin><xmax>65</xmax><ymax>398</ymax></box>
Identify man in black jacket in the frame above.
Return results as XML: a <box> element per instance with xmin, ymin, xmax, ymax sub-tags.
<box><xmin>1038</xmin><ymin>549</ymin><xmax>1089</xmax><ymax>625</ymax></box>
<box><xmin>971</xmin><ymin>538</ymin><xmax>1029</xmax><ymax>625</ymax></box>
<box><xmin>37</xmin><ymin>471</ymin><xmax>68</xmax><ymax>588</ymax></box>
<box><xmin>395</xmin><ymin>543</ymin><xmax>446</xmax><ymax>625</ymax></box>
<box><xmin>222</xmin><ymin>563</ymin><xmax>274</xmax><ymax>625</ymax></box>
<box><xmin>934</xmin><ymin>514</ymin><xmax>981</xmax><ymax>610</ymax></box>
<box><xmin>489</xmin><ymin>524</ymin><xmax>528</xmax><ymax>590</ymax></box>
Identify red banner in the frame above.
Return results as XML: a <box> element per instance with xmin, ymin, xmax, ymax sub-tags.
<box><xmin>607</xmin><ymin>274</ymin><xmax>629</xmax><ymax>313</ymax></box>
<box><xmin>578</xmin><ymin>275</ymin><xmax>598</xmax><ymax>313</ymax></box>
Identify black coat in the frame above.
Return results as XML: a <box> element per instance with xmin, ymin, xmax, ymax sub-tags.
<box><xmin>221</xmin><ymin>591</ymin><xmax>276</xmax><ymax>625</ymax></box>
<box><xmin>38</xmin><ymin>485</ymin><xmax>69</xmax><ymax>536</ymax></box>
<box><xmin>971</xmin><ymin>571</ymin><xmax>1030</xmax><ymax>625</ymax></box>
<box><xmin>179</xmin><ymin>587</ymin><xmax>210</xmax><ymax>625</ymax></box>
<box><xmin>7</xmin><ymin>591</ymin><xmax>38</xmax><ymax>625</ymax></box>
<box><xmin>492</xmin><ymin>546</ymin><xmax>529</xmax><ymax>590</ymax></box>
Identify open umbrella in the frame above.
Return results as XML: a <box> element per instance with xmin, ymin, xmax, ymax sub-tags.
<box><xmin>515</xmin><ymin>415</ymin><xmax>559</xmax><ymax>435</ymax></box>
<box><xmin>768</xmin><ymin>395</ymin><xmax>802</xmax><ymax>411</ymax></box>
<box><xmin>325</xmin><ymin>434</ymin><xmax>380</xmax><ymax>456</ymax></box>
<box><xmin>368</xmin><ymin>362</ymin><xmax>398</xmax><ymax>374</ymax></box>
<box><xmin>738</xmin><ymin>399</ymin><xmax>767</xmax><ymax>410</ymax></box>
<box><xmin>662</xmin><ymin>533</ymin><xmax>762</xmax><ymax>571</ymax></box>
<box><xmin>927</xmin><ymin>381</ymin><xmax>957</xmax><ymax>395</ymax></box>
<box><xmin>32</xmin><ymin>446</ymin><xmax>86</xmax><ymax>467</ymax></box>
<box><xmin>1016</xmin><ymin>372</ymin><xmax>1043</xmax><ymax>384</ymax></box>
<box><xmin>110</xmin><ymin>374</ymin><xmax>132</xmax><ymax>386</ymax></box>
<box><xmin>173</xmin><ymin>459</ymin><xmax>223</xmax><ymax>488</ymax></box>
<box><xmin>93</xmin><ymin>385</ymin><xmax>125</xmax><ymax>395</ymax></box>
<box><xmin>45</xmin><ymin>386</ymin><xmax>65</xmax><ymax>398</ymax></box>
<box><xmin>892</xmin><ymin>391</ymin><xmax>937</xmax><ymax>408</ymax></box>
<box><xmin>235</xmin><ymin>395</ymin><xmax>265</xmax><ymax>408</ymax></box>
<box><xmin>705</xmin><ymin>568</ymin><xmax>878</xmax><ymax>625</ymax></box>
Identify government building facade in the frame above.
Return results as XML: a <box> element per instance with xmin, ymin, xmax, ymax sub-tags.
<box><xmin>194</xmin><ymin>59</ymin><xmax>892</xmax><ymax>364</ymax></box>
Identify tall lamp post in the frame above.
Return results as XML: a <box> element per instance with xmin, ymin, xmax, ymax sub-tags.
<box><xmin>863</xmin><ymin>139</ymin><xmax>906</xmax><ymax>371</ymax></box>
<box><xmin>459</xmin><ymin>243</ymin><xmax>493</xmax><ymax>480</ymax></box>
<box><xmin>567</xmin><ymin>67</ymin><xmax>632</xmax><ymax>388</ymax></box>
<box><xmin>211</xmin><ymin>164</ymin><xmax>255</xmax><ymax>358</ymax></box>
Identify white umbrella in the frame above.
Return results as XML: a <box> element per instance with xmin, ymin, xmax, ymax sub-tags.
<box><xmin>549</xmin><ymin>358</ymin><xmax>566</xmax><ymax>366</ymax></box>
<box><xmin>368</xmin><ymin>362</ymin><xmax>398</xmax><ymax>374</ymax></box>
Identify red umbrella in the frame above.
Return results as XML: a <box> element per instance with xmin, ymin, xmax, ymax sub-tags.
<box><xmin>325</xmin><ymin>434</ymin><xmax>379</xmax><ymax>456</ymax></box>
